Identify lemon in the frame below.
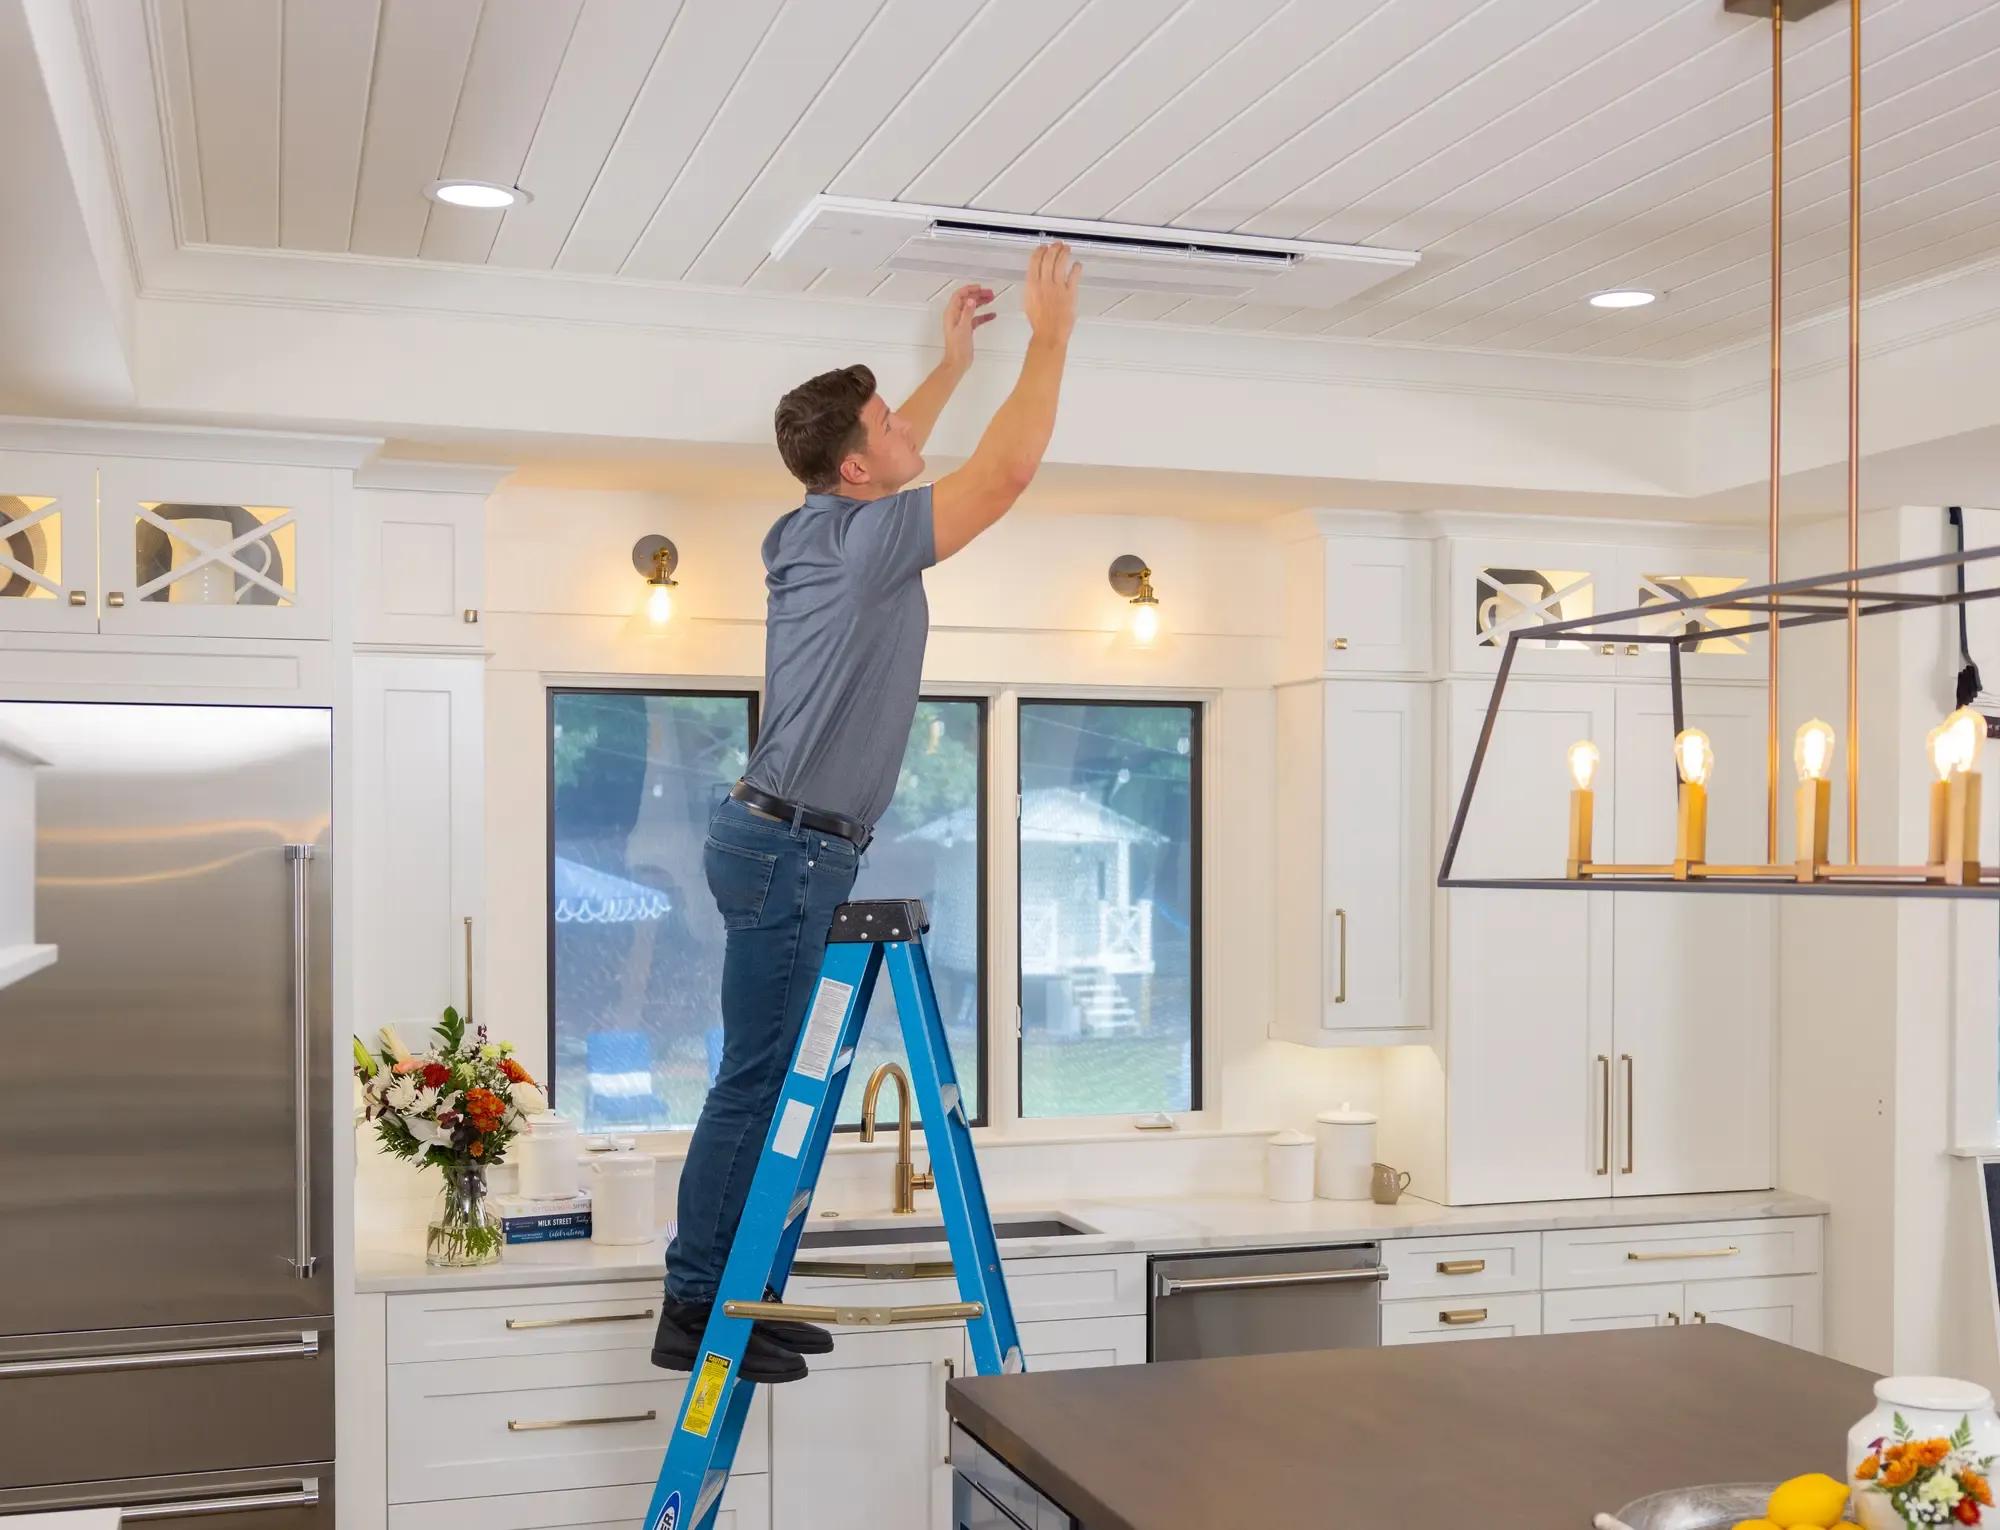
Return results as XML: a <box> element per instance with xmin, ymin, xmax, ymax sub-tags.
<box><xmin>1732</xmin><ymin>1520</ymin><xmax>1781</xmax><ymax>1530</ymax></box>
<box><xmin>1766</xmin><ymin>1473</ymin><xmax>1852</xmax><ymax>1529</ymax></box>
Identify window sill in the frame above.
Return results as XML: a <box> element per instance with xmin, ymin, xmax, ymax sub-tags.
<box><xmin>595</xmin><ymin>1121</ymin><xmax>1276</xmax><ymax>1164</ymax></box>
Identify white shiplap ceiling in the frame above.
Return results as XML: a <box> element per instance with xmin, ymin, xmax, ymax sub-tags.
<box><xmin>130</xmin><ymin>0</ymin><xmax>2000</xmax><ymax>362</ymax></box>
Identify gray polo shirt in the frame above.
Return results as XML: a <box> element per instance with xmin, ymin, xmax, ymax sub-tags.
<box><xmin>741</xmin><ymin>485</ymin><xmax>937</xmax><ymax>827</ymax></box>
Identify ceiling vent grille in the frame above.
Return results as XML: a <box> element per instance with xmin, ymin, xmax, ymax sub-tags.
<box><xmin>772</xmin><ymin>197</ymin><xmax>1418</xmax><ymax>308</ymax></box>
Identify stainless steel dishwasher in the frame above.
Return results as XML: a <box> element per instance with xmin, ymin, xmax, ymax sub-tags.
<box><xmin>1149</xmin><ymin>1243</ymin><xmax>1385</xmax><ymax>1361</ymax></box>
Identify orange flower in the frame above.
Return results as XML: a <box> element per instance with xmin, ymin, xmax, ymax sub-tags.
<box><xmin>1883</xmin><ymin>1458</ymin><xmax>1918</xmax><ymax>1489</ymax></box>
<box><xmin>468</xmin><ymin>1139</ymin><xmax>484</xmax><ymax>1158</ymax></box>
<box><xmin>1918</xmin><ymin>1440</ymin><xmax>1951</xmax><ymax>1468</ymax></box>
<box><xmin>1856</xmin><ymin>1455</ymin><xmax>1881</xmax><ymax>1480</ymax></box>
<box><xmin>501</xmin><ymin>1057</ymin><xmax>536</xmax><ymax>1085</ymax></box>
<box><xmin>1962</xmin><ymin>1470</ymin><xmax>1993</xmax><ymax>1507</ymax></box>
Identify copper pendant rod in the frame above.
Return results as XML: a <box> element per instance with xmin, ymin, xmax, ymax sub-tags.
<box><xmin>1845</xmin><ymin>0</ymin><xmax>1862</xmax><ymax>862</ymax></box>
<box><xmin>1765</xmin><ymin>0</ymin><xmax>1785</xmax><ymax>864</ymax></box>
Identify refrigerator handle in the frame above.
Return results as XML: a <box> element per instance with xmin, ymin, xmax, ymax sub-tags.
<box><xmin>121</xmin><ymin>1479</ymin><xmax>321</xmax><ymax>1520</ymax></box>
<box><xmin>285</xmin><ymin>844</ymin><xmax>317</xmax><ymax>1279</ymax></box>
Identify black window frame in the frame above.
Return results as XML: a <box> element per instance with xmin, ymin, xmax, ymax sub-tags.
<box><xmin>545</xmin><ymin>684</ymin><xmax>760</xmax><ymax>1120</ymax></box>
<box><xmin>1014</xmin><ymin>696</ymin><xmax>1204</xmax><ymax>1118</ymax></box>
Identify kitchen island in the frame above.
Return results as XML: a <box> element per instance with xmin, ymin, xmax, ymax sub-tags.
<box><xmin>947</xmin><ymin>1324</ymin><xmax>1876</xmax><ymax>1530</ymax></box>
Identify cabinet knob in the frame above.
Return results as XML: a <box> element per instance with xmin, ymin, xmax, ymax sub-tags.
<box><xmin>107</xmin><ymin>591</ymin><xmax>126</xmax><ymax>608</ymax></box>
<box><xmin>463</xmin><ymin>609</ymin><xmax>480</xmax><ymax>625</ymax></box>
<box><xmin>1331</xmin><ymin>636</ymin><xmax>1349</xmax><ymax>652</ymax></box>
<box><xmin>67</xmin><ymin>589</ymin><xmax>87</xmax><ymax>607</ymax></box>
<box><xmin>1625</xmin><ymin>644</ymin><xmax>1641</xmax><ymax>657</ymax></box>
<box><xmin>1600</xmin><ymin>643</ymin><xmax>1615</xmax><ymax>656</ymax></box>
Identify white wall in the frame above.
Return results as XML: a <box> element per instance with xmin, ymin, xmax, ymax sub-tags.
<box><xmin>475</xmin><ymin>481</ymin><xmax>1392</xmax><ymax>1161</ymax></box>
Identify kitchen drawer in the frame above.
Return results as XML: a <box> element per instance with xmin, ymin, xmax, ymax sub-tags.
<box><xmin>1016</xmin><ymin>1316</ymin><xmax>1147</xmax><ymax>1372</ymax></box>
<box><xmin>1543</xmin><ymin>1284</ymin><xmax>1685</xmax><ymax>1335</ymax></box>
<box><xmin>1685</xmin><ymin>1275</ymin><xmax>1823</xmax><ymax>1353</ymax></box>
<box><xmin>787</xmin><ymin>1253</ymin><xmax>1145</xmax><ymax>1326</ymax></box>
<box><xmin>1381</xmin><ymin>1291</ymin><xmax>1541</xmax><ymax>1345</ymax></box>
<box><xmin>387</xmin><ymin>1283</ymin><xmax>659</xmax><ymax>1363</ymax></box>
<box><xmin>1382</xmin><ymin>1233</ymin><xmax>1540</xmax><ymax>1300</ymax></box>
<box><xmin>387</xmin><ymin>1349</ymin><xmax>768</xmax><ymax>1503</ymax></box>
<box><xmin>388</xmin><ymin>1480</ymin><xmax>768</xmax><ymax>1530</ymax></box>
<box><xmin>1542</xmin><ymin>1218</ymin><xmax>1821</xmax><ymax>1289</ymax></box>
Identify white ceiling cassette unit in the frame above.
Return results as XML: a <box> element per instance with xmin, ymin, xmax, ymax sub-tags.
<box><xmin>773</xmin><ymin>196</ymin><xmax>1419</xmax><ymax>308</ymax></box>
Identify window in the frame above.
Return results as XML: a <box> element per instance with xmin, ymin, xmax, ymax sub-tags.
<box><xmin>1017</xmin><ymin>700</ymin><xmax>1200</xmax><ymax>1118</ymax></box>
<box><xmin>839</xmin><ymin>698</ymin><xmax>986</xmax><ymax>1126</ymax></box>
<box><xmin>547</xmin><ymin>690</ymin><xmax>985</xmax><ymax>1132</ymax></box>
<box><xmin>548</xmin><ymin>689</ymin><xmax>754</xmax><ymax>1132</ymax></box>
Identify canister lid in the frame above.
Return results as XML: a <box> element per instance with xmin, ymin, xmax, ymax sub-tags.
<box><xmin>1266</xmin><ymin>1129</ymin><xmax>1313</xmax><ymax>1147</ymax></box>
<box><xmin>1314</xmin><ymin>1101</ymin><xmax>1378</xmax><ymax>1125</ymax></box>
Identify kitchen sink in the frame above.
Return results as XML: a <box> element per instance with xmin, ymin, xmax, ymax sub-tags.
<box><xmin>796</xmin><ymin>1215</ymin><xmax>1092</xmax><ymax>1250</ymax></box>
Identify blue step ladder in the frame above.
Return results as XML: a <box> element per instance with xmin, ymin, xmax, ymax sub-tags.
<box><xmin>643</xmin><ymin>899</ymin><xmax>1024</xmax><ymax>1530</ymax></box>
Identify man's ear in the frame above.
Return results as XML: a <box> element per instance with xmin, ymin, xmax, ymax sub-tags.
<box><xmin>838</xmin><ymin>453</ymin><xmax>867</xmax><ymax>487</ymax></box>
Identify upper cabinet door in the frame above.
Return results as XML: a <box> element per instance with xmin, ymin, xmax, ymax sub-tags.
<box><xmin>1445</xmin><ymin>537</ymin><xmax>1623</xmax><ymax>678</ymax></box>
<box><xmin>1609</xmin><ymin>545</ymin><xmax>1767</xmax><ymax>683</ymax></box>
<box><xmin>1324</xmin><ymin>681</ymin><xmax>1431</xmax><ymax>1035</ymax></box>
<box><xmin>0</xmin><ymin>452</ymin><xmax>98</xmax><ymax>635</ymax></box>
<box><xmin>96</xmin><ymin>459</ymin><xmax>332</xmax><ymax>640</ymax></box>
<box><xmin>1324</xmin><ymin>536</ymin><xmax>1432</xmax><ymax>674</ymax></box>
<box><xmin>353</xmin><ymin>488</ymin><xmax>486</xmax><ymax>647</ymax></box>
<box><xmin>1610</xmin><ymin>685</ymin><xmax>1774</xmax><ymax>1197</ymax></box>
<box><xmin>1442</xmin><ymin>679</ymin><xmax>1616</xmax><ymax>1204</ymax></box>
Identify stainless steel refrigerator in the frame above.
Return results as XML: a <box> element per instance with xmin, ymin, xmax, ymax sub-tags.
<box><xmin>0</xmin><ymin>702</ymin><xmax>334</xmax><ymax>1529</ymax></box>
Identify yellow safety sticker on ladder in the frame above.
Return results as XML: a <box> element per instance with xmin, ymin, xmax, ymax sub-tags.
<box><xmin>682</xmin><ymin>1354</ymin><xmax>731</xmax><ymax>1438</ymax></box>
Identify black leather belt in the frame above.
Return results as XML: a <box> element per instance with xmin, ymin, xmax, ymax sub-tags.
<box><xmin>730</xmin><ymin>780</ymin><xmax>871</xmax><ymax>851</ymax></box>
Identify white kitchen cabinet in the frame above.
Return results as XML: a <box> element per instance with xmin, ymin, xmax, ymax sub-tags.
<box><xmin>769</xmin><ymin>1324</ymin><xmax>961</xmax><ymax>1530</ymax></box>
<box><xmin>1684</xmin><ymin>1274</ymin><xmax>1822</xmax><ymax>1350</ymax></box>
<box><xmin>0</xmin><ymin>451</ymin><xmax>99</xmax><ymax>634</ymax></box>
<box><xmin>1445</xmin><ymin>535</ymin><xmax>1624</xmax><ymax>678</ymax></box>
<box><xmin>352</xmin><ymin>484</ymin><xmax>488</xmax><ymax>647</ymax></box>
<box><xmin>352</xmin><ymin>654</ymin><xmax>485</xmax><ymax>1031</ymax></box>
<box><xmin>1381</xmin><ymin>1232</ymin><xmax>1541</xmax><ymax>1301</ymax></box>
<box><xmin>1381</xmin><ymin>1291</ymin><xmax>1541</xmax><ymax>1345</ymax></box>
<box><xmin>1012</xmin><ymin>1315</ymin><xmax>1146</xmax><ymax>1372</ymax></box>
<box><xmin>1284</xmin><ymin>533</ymin><xmax>1432</xmax><ymax>677</ymax></box>
<box><xmin>1610</xmin><ymin>686</ymin><xmax>1774</xmax><ymax>1195</ymax></box>
<box><xmin>1541</xmin><ymin>1218</ymin><xmax>1822</xmax><ymax>1289</ymax></box>
<box><xmin>1608</xmin><ymin>544</ymin><xmax>1766</xmax><ymax>683</ymax></box>
<box><xmin>1272</xmin><ymin>679</ymin><xmax>1431</xmax><ymax>1045</ymax></box>
<box><xmin>96</xmin><ymin>457</ymin><xmax>333</xmax><ymax>639</ymax></box>
<box><xmin>1441</xmin><ymin>679</ymin><xmax>1616</xmax><ymax>1201</ymax></box>
<box><xmin>1542</xmin><ymin>1283</ymin><xmax>1686</xmax><ymax>1334</ymax></box>
<box><xmin>388</xmin><ymin>1481</ymin><xmax>767</xmax><ymax>1530</ymax></box>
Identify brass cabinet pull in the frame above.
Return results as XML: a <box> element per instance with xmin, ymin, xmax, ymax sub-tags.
<box><xmin>505</xmin><ymin>1309</ymin><xmax>655</xmax><ymax>1330</ymax></box>
<box><xmin>1438</xmin><ymin>1308</ymin><xmax>1488</xmax><ymax>1326</ymax></box>
<box><xmin>941</xmin><ymin>1357</ymin><xmax>956</xmax><ymax>1466</ymax></box>
<box><xmin>1600</xmin><ymin>643</ymin><xmax>1615</xmax><ymax>656</ymax></box>
<box><xmin>508</xmin><ymin>1410</ymin><xmax>657</xmax><ymax>1432</ymax></box>
<box><xmin>1620</xmin><ymin>1053</ymin><xmax>1635</xmax><ymax>1174</ymax></box>
<box><xmin>1666</xmin><ymin>1311</ymin><xmax>1682</xmax><ymax>1325</ymax></box>
<box><xmin>1596</xmin><ymin>1055</ymin><xmax>1611</xmax><ymax>1175</ymax></box>
<box><xmin>1331</xmin><ymin>909</ymin><xmax>1348</xmax><ymax>1005</ymax></box>
<box><xmin>1332</xmin><ymin>636</ymin><xmax>1350</xmax><ymax>652</ymax></box>
<box><xmin>1436</xmin><ymin>1259</ymin><xmax>1486</xmax><ymax>1276</ymax></box>
<box><xmin>1626</xmin><ymin>1246</ymin><xmax>1741</xmax><ymax>1262</ymax></box>
<box><xmin>1692</xmin><ymin>1312</ymin><xmax>1709</xmax><ymax>1324</ymax></box>
<box><xmin>67</xmin><ymin>589</ymin><xmax>86</xmax><ymax>607</ymax></box>
<box><xmin>463</xmin><ymin>609</ymin><xmax>480</xmax><ymax>624</ymax></box>
<box><xmin>1625</xmin><ymin>644</ymin><xmax>1641</xmax><ymax>657</ymax></box>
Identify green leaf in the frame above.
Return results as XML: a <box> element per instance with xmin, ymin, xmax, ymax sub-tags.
<box><xmin>1954</xmin><ymin>1417</ymin><xmax>1973</xmax><ymax>1450</ymax></box>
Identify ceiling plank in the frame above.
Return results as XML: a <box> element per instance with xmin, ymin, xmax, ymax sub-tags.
<box><xmin>350</xmin><ymin>0</ymin><xmax>482</xmax><ymax>258</ymax></box>
<box><xmin>184</xmin><ymin>0</ymin><xmax>281</xmax><ymax>246</ymax></box>
<box><xmin>900</xmin><ymin>0</ymin><xmax>1185</xmax><ymax>209</ymax></box>
<box><xmin>868</xmin><ymin>271</ymin><xmax>955</xmax><ymax>305</ymax></box>
<box><xmin>485</xmin><ymin>0</ymin><xmax>685</xmax><ymax>272</ymax></box>
<box><xmin>420</xmin><ymin>0</ymin><xmax>585</xmax><ymax>265</ymax></box>
<box><xmin>555</xmin><ymin>0</ymin><xmax>784</xmax><ymax>274</ymax></box>
<box><xmin>279</xmin><ymin>0</ymin><xmax>381</xmax><ymax>252</ymax></box>
<box><xmin>827</xmin><ymin>0</ymin><xmax>1086</xmax><ymax>203</ymax></box>
<box><xmin>973</xmin><ymin>0</ymin><xmax>1290</xmax><ymax>214</ymax></box>
<box><xmin>148</xmin><ymin>0</ymin><xmax>207</xmax><ymax>244</ymax></box>
<box><xmin>676</xmin><ymin>0</ymin><xmax>980</xmax><ymax>287</ymax></box>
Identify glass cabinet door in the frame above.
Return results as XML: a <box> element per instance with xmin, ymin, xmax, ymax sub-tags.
<box><xmin>1447</xmin><ymin>537</ymin><xmax>1621</xmax><ymax>676</ymax></box>
<box><xmin>0</xmin><ymin>453</ymin><xmax>98</xmax><ymax>635</ymax></box>
<box><xmin>97</xmin><ymin>459</ymin><xmax>330</xmax><ymax>639</ymax></box>
<box><xmin>1614</xmin><ymin>547</ymin><xmax>1765</xmax><ymax>680</ymax></box>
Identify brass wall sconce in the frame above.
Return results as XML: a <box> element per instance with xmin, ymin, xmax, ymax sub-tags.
<box><xmin>633</xmin><ymin>535</ymin><xmax>680</xmax><ymax>626</ymax></box>
<box><xmin>1108</xmin><ymin>554</ymin><xmax>1160</xmax><ymax>644</ymax></box>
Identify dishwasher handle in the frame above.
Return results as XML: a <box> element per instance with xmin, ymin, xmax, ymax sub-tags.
<box><xmin>1155</xmin><ymin>1265</ymin><xmax>1388</xmax><ymax>1298</ymax></box>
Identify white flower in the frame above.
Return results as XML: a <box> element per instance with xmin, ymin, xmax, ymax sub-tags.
<box><xmin>1920</xmin><ymin>1473</ymin><xmax>1963</xmax><ymax>1506</ymax></box>
<box><xmin>408</xmin><ymin>1086</ymin><xmax>440</xmax><ymax>1119</ymax></box>
<box><xmin>479</xmin><ymin>1043</ymin><xmax>500</xmax><ymax>1062</ymax></box>
<box><xmin>385</xmin><ymin>1075</ymin><xmax>419</xmax><ymax>1112</ymax></box>
<box><xmin>513</xmin><ymin>1082</ymin><xmax>548</xmax><ymax>1115</ymax></box>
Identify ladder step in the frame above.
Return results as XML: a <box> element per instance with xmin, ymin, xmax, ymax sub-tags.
<box><xmin>722</xmin><ymin>1297</ymin><xmax>984</xmax><ymax>1328</ymax></box>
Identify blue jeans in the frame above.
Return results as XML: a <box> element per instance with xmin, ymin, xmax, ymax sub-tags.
<box><xmin>665</xmin><ymin>796</ymin><xmax>860</xmax><ymax>1304</ymax></box>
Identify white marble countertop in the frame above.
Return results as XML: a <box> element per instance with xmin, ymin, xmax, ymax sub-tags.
<box><xmin>354</xmin><ymin>1186</ymin><xmax>1827</xmax><ymax>1295</ymax></box>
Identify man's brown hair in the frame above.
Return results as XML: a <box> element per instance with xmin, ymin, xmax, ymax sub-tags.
<box><xmin>774</xmin><ymin>364</ymin><xmax>876</xmax><ymax>491</ymax></box>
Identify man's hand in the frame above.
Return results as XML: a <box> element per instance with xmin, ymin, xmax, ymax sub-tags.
<box><xmin>1022</xmin><ymin>243</ymin><xmax>1081</xmax><ymax>344</ymax></box>
<box><xmin>941</xmin><ymin>283</ymin><xmax>996</xmax><ymax>373</ymax></box>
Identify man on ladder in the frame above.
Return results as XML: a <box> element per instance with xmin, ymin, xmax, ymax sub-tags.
<box><xmin>653</xmin><ymin>244</ymin><xmax>1082</xmax><ymax>1388</ymax></box>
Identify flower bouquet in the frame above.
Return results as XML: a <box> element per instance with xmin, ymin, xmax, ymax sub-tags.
<box><xmin>1855</xmin><ymin>1414</ymin><xmax>1998</xmax><ymax>1527</ymax></box>
<box><xmin>353</xmin><ymin>1008</ymin><xmax>545</xmax><ymax>1266</ymax></box>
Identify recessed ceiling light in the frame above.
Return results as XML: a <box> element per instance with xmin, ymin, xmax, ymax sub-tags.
<box><xmin>426</xmin><ymin>180</ymin><xmax>531</xmax><ymax>210</ymax></box>
<box><xmin>1587</xmin><ymin>288</ymin><xmax>1659</xmax><ymax>309</ymax></box>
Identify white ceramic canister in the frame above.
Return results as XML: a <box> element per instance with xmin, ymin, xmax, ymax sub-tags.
<box><xmin>1265</xmin><ymin>1130</ymin><xmax>1315</xmax><ymax>1203</ymax></box>
<box><xmin>1314</xmin><ymin>1103</ymin><xmax>1378</xmax><ymax>1201</ymax></box>
<box><xmin>587</xmin><ymin>1147</ymin><xmax>660</xmax><ymax>1246</ymax></box>
<box><xmin>513</xmin><ymin>1112</ymin><xmax>581</xmax><ymax>1200</ymax></box>
<box><xmin>1848</xmin><ymin>1376</ymin><xmax>2000</xmax><ymax>1530</ymax></box>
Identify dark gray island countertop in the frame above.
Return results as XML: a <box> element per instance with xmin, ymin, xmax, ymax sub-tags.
<box><xmin>946</xmin><ymin>1326</ymin><xmax>1878</xmax><ymax>1529</ymax></box>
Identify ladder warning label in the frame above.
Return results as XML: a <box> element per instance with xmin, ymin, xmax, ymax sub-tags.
<box><xmin>682</xmin><ymin>1354</ymin><xmax>731</xmax><ymax>1438</ymax></box>
<box><xmin>792</xmin><ymin>977</ymin><xmax>851</xmax><ymax>1081</ymax></box>
<box><xmin>771</xmin><ymin>1099</ymin><xmax>812</xmax><ymax>1159</ymax></box>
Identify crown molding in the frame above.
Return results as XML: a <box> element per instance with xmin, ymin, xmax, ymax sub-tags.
<box><xmin>352</xmin><ymin>459</ymin><xmax>516</xmax><ymax>494</ymax></box>
<box><xmin>0</xmin><ymin>413</ymin><xmax>382</xmax><ymax>467</ymax></box>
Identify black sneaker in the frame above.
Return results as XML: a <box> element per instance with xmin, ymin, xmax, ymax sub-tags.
<box><xmin>651</xmin><ymin>1297</ymin><xmax>808</xmax><ymax>1384</ymax></box>
<box><xmin>756</xmin><ymin>1289</ymin><xmax>833</xmax><ymax>1355</ymax></box>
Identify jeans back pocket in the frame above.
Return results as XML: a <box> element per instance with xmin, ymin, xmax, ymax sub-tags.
<box><xmin>705</xmin><ymin>837</ymin><xmax>780</xmax><ymax>930</ymax></box>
